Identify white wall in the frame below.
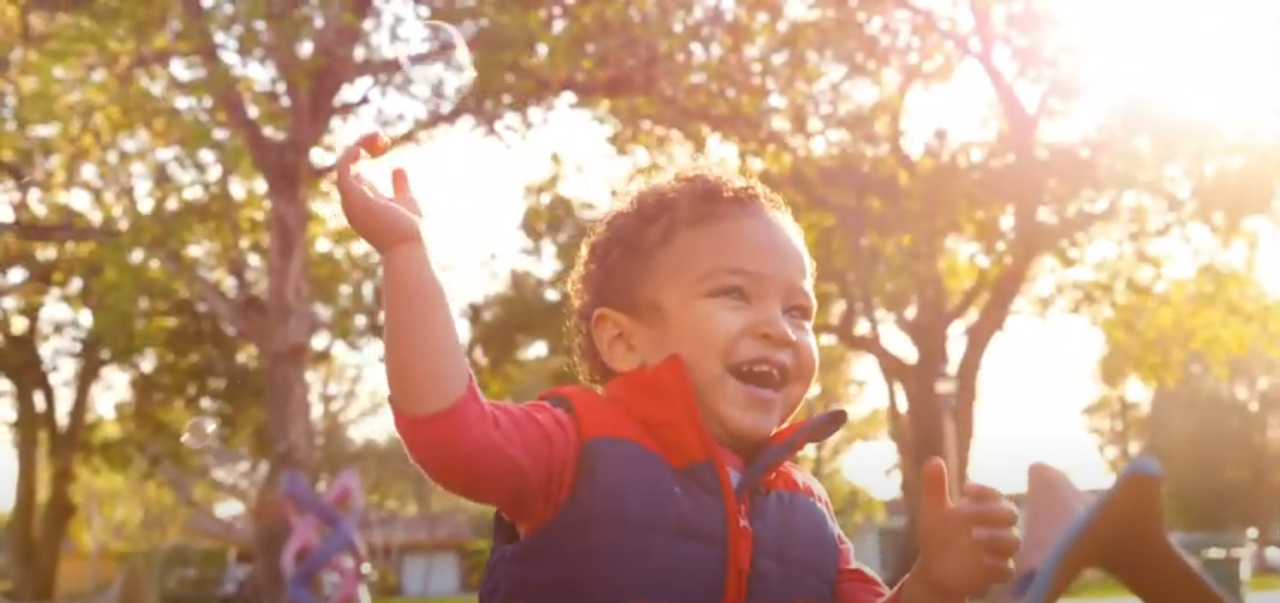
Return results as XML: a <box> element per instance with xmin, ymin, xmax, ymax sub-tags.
<box><xmin>399</xmin><ymin>550</ymin><xmax>464</xmax><ymax>598</ymax></box>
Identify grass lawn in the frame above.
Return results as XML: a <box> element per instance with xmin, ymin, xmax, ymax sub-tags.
<box><xmin>370</xmin><ymin>574</ymin><xmax>1280</xmax><ymax>603</ymax></box>
<box><xmin>1064</xmin><ymin>572</ymin><xmax>1280</xmax><ymax>599</ymax></box>
<box><xmin>25</xmin><ymin>572</ymin><xmax>1275</xmax><ymax>603</ymax></box>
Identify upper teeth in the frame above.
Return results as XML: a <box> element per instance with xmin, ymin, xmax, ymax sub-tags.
<box><xmin>745</xmin><ymin>363</ymin><xmax>780</xmax><ymax>379</ymax></box>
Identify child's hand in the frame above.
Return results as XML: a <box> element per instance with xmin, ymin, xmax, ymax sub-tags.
<box><xmin>336</xmin><ymin>131</ymin><xmax>424</xmax><ymax>254</ymax></box>
<box><xmin>904</xmin><ymin>457</ymin><xmax>1021</xmax><ymax>602</ymax></box>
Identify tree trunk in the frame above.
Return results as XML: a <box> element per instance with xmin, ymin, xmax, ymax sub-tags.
<box><xmin>8</xmin><ymin>431</ymin><xmax>80</xmax><ymax>601</ymax></box>
<box><xmin>5</xmin><ymin>348</ymin><xmax>95</xmax><ymax>601</ymax></box>
<box><xmin>883</xmin><ymin>245</ymin><xmax>1016</xmax><ymax>584</ymax></box>
<box><xmin>887</xmin><ymin>369</ymin><xmax>950</xmax><ymax>586</ymax></box>
<box><xmin>8</xmin><ymin>386</ymin><xmax>44</xmax><ymax>600</ymax></box>
<box><xmin>30</xmin><ymin>460</ymin><xmax>78</xmax><ymax>599</ymax></box>
<box><xmin>252</xmin><ymin>174</ymin><xmax>318</xmax><ymax>603</ymax></box>
<box><xmin>253</xmin><ymin>464</ymin><xmax>295</xmax><ymax>603</ymax></box>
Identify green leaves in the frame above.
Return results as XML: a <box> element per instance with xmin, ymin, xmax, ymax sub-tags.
<box><xmin>463</xmin><ymin>183</ymin><xmax>585</xmax><ymax>399</ymax></box>
<box><xmin>1100</xmin><ymin>265</ymin><xmax>1280</xmax><ymax>389</ymax></box>
<box><xmin>1087</xmin><ymin>263</ymin><xmax>1280</xmax><ymax>530</ymax></box>
<box><xmin>1148</xmin><ymin>359</ymin><xmax>1279</xmax><ymax>531</ymax></box>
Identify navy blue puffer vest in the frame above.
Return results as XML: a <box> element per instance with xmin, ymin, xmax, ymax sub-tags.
<box><xmin>479</xmin><ymin>360</ymin><xmax>849</xmax><ymax>603</ymax></box>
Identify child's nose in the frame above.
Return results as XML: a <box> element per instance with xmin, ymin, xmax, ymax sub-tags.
<box><xmin>755</xmin><ymin>311</ymin><xmax>797</xmax><ymax>344</ymax></box>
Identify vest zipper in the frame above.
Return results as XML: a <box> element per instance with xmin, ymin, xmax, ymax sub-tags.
<box><xmin>732</xmin><ymin>495</ymin><xmax>754</xmax><ymax>602</ymax></box>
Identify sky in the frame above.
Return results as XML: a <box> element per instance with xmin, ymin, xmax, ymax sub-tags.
<box><xmin>2</xmin><ymin>0</ymin><xmax>1279</xmax><ymax>510</ymax></box>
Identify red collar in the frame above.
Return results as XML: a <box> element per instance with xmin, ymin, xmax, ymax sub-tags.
<box><xmin>602</xmin><ymin>355</ymin><xmax>846</xmax><ymax>489</ymax></box>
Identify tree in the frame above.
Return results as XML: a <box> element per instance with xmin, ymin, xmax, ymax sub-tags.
<box><xmin>1148</xmin><ymin>359</ymin><xmax>1280</xmax><ymax>531</ymax></box>
<box><xmin>1089</xmin><ymin>357</ymin><xmax>1280</xmax><ymax>532</ymax></box>
<box><xmin>309</xmin><ymin>358</ymin><xmax>471</xmax><ymax>517</ymax></box>
<box><xmin>70</xmin><ymin>458</ymin><xmax>194</xmax><ymax>603</ymax></box>
<box><xmin>0</xmin><ymin>2</ymin><xmax>253</xmax><ymax>595</ymax></box>
<box><xmin>794</xmin><ymin>341</ymin><xmax>887</xmax><ymax>532</ymax></box>
<box><xmin>517</xmin><ymin>0</ymin><xmax>1280</xmax><ymax>579</ymax></box>
<box><xmin>10</xmin><ymin>0</ymin><xmax>1276</xmax><ymax>593</ymax></box>
<box><xmin>3</xmin><ymin>1</ymin><xmax>660</xmax><ymax>598</ymax></box>
<box><xmin>1085</xmin><ymin>266</ymin><xmax>1280</xmax><ymax>531</ymax></box>
<box><xmin>463</xmin><ymin>179</ymin><xmax>586</xmax><ymax>400</ymax></box>
<box><xmin>0</xmin><ymin>220</ymin><xmax>267</xmax><ymax>599</ymax></box>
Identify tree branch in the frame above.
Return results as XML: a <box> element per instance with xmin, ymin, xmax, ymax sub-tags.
<box><xmin>819</xmin><ymin>288</ymin><xmax>912</xmax><ymax>384</ymax></box>
<box><xmin>888</xmin><ymin>70</ymin><xmax>920</xmax><ymax>177</ymax></box>
<box><xmin>180</xmin><ymin>0</ymin><xmax>278</xmax><ymax>176</ymax></box>
<box><xmin>304</xmin><ymin>0</ymin><xmax>375</xmax><ymax>137</ymax></box>
<box><xmin>945</xmin><ymin>271</ymin><xmax>991</xmax><ymax>323</ymax></box>
<box><xmin>264</xmin><ymin>0</ymin><xmax>306</xmax><ymax>134</ymax></box>
<box><xmin>2</xmin><ymin>213</ymin><xmax>260</xmax><ymax>348</ymax></box>
<box><xmin>900</xmin><ymin>0</ymin><xmax>1037</xmax><ymax>146</ymax></box>
<box><xmin>155</xmin><ymin>251</ymin><xmax>258</xmax><ymax>346</ymax></box>
<box><xmin>310</xmin><ymin>99</ymin><xmax>471</xmax><ymax>179</ymax></box>
<box><xmin>209</xmin><ymin>168</ymin><xmax>251</xmax><ymax>294</ymax></box>
<box><xmin>954</xmin><ymin>252</ymin><xmax>1034</xmax><ymax>448</ymax></box>
<box><xmin>0</xmin><ymin>221</ymin><xmax>105</xmax><ymax>242</ymax></box>
<box><xmin>966</xmin><ymin>2</ymin><xmax>1037</xmax><ymax>152</ymax></box>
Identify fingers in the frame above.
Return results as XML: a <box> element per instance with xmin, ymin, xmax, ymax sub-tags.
<box><xmin>980</xmin><ymin>555</ymin><xmax>1016</xmax><ymax>584</ymax></box>
<box><xmin>336</xmin><ymin>142</ymin><xmax>365</xmax><ymax>187</ymax></box>
<box><xmin>961</xmin><ymin>486</ymin><xmax>1021</xmax><ymax>582</ymax></box>
<box><xmin>963</xmin><ymin>482</ymin><xmax>1004</xmax><ymax>503</ymax></box>
<box><xmin>337</xmin><ymin>133</ymin><xmax>383</xmax><ymax>203</ymax></box>
<box><xmin>919</xmin><ymin>457</ymin><xmax>953</xmax><ymax>513</ymax></box>
<box><xmin>973</xmin><ymin>526</ymin><xmax>1022</xmax><ymax>558</ymax></box>
<box><xmin>337</xmin><ymin>161</ymin><xmax>375</xmax><ymax>205</ymax></box>
<box><xmin>391</xmin><ymin>168</ymin><xmax>412</xmax><ymax>199</ymax></box>
<box><xmin>337</xmin><ymin>132</ymin><xmax>418</xmax><ymax>213</ymax></box>
<box><xmin>386</xmin><ymin>167</ymin><xmax>421</xmax><ymax>215</ymax></box>
<box><xmin>957</xmin><ymin>498</ymin><xmax>1020</xmax><ymax>527</ymax></box>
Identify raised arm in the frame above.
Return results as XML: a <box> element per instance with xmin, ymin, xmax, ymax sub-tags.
<box><xmin>393</xmin><ymin>381</ymin><xmax>577</xmax><ymax>525</ymax></box>
<box><xmin>380</xmin><ymin>236</ymin><xmax>470</xmax><ymax>414</ymax></box>
<box><xmin>334</xmin><ymin>133</ymin><xmax>470</xmax><ymax>415</ymax></box>
<box><xmin>336</xmin><ymin>133</ymin><xmax>576</xmax><ymax>525</ymax></box>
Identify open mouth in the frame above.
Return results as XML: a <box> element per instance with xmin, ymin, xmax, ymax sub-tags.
<box><xmin>727</xmin><ymin>358</ymin><xmax>790</xmax><ymax>392</ymax></box>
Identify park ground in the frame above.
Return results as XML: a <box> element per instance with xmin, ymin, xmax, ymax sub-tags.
<box><xmin>367</xmin><ymin>574</ymin><xmax>1280</xmax><ymax>603</ymax></box>
<box><xmin>1063</xmin><ymin>573</ymin><xmax>1280</xmax><ymax>599</ymax></box>
<box><xmin>8</xmin><ymin>572</ymin><xmax>1277</xmax><ymax>602</ymax></box>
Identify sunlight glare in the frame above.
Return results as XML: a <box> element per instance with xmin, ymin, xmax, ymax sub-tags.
<box><xmin>1055</xmin><ymin>0</ymin><xmax>1280</xmax><ymax>133</ymax></box>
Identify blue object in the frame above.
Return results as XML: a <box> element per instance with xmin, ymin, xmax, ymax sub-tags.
<box><xmin>1016</xmin><ymin>455</ymin><xmax>1164</xmax><ymax>603</ymax></box>
<box><xmin>282</xmin><ymin>472</ymin><xmax>349</xmax><ymax>527</ymax></box>
<box><xmin>295</xmin><ymin>527</ymin><xmax>358</xmax><ymax>579</ymax></box>
<box><xmin>281</xmin><ymin>469</ymin><xmax>363</xmax><ymax>603</ymax></box>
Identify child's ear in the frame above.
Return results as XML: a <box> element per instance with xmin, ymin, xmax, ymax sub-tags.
<box><xmin>590</xmin><ymin>307</ymin><xmax>645</xmax><ymax>375</ymax></box>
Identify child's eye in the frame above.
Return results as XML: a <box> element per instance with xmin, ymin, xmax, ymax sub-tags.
<box><xmin>709</xmin><ymin>285</ymin><xmax>749</xmax><ymax>302</ymax></box>
<box><xmin>786</xmin><ymin>305</ymin><xmax>814</xmax><ymax>322</ymax></box>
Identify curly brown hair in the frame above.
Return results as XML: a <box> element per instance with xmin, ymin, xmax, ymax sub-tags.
<box><xmin>565</xmin><ymin>169</ymin><xmax>804</xmax><ymax>385</ymax></box>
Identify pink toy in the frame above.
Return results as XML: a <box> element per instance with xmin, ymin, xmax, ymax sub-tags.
<box><xmin>280</xmin><ymin>469</ymin><xmax>366</xmax><ymax>603</ymax></box>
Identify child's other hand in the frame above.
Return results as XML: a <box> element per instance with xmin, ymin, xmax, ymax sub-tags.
<box><xmin>904</xmin><ymin>457</ymin><xmax>1021</xmax><ymax>602</ymax></box>
<box><xmin>336</xmin><ymin>131</ymin><xmax>424</xmax><ymax>254</ymax></box>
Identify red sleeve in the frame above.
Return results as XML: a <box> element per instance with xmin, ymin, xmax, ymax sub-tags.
<box><xmin>392</xmin><ymin>377</ymin><xmax>577</xmax><ymax>529</ymax></box>
<box><xmin>835</xmin><ymin>530</ymin><xmax>899</xmax><ymax>603</ymax></box>
<box><xmin>833</xmin><ymin>521</ymin><xmax>964</xmax><ymax>603</ymax></box>
<box><xmin>786</xmin><ymin>468</ymin><xmax>949</xmax><ymax>603</ymax></box>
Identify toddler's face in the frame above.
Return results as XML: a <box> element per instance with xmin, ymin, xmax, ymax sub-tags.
<box><xmin>626</xmin><ymin>211</ymin><xmax>818</xmax><ymax>453</ymax></box>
